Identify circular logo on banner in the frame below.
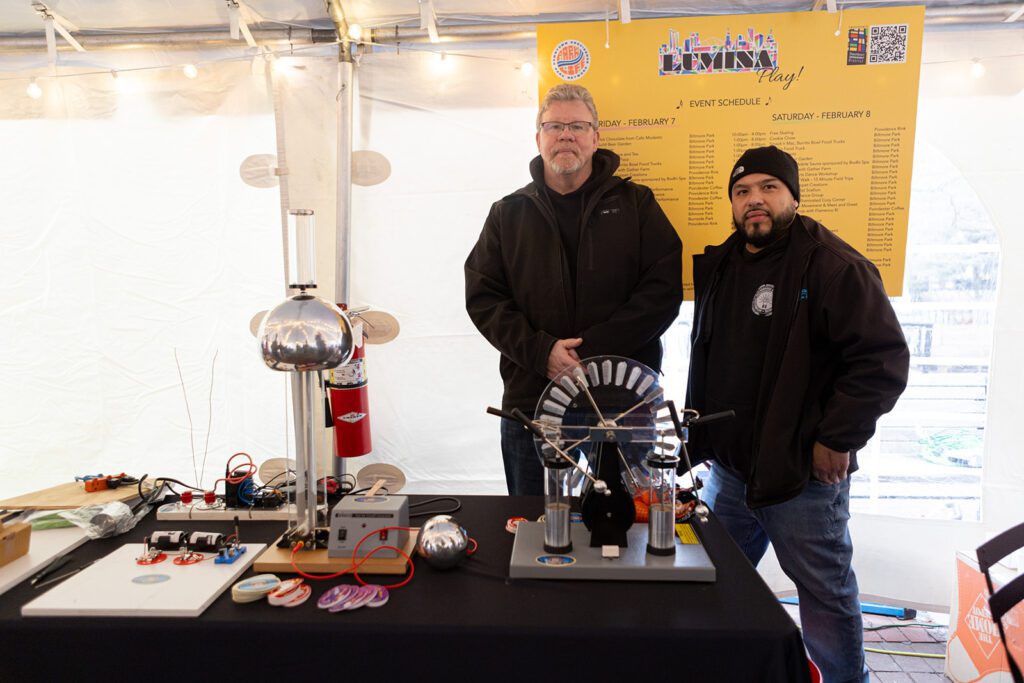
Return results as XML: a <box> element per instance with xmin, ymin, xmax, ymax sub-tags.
<box><xmin>752</xmin><ymin>284</ymin><xmax>775</xmax><ymax>317</ymax></box>
<box><xmin>551</xmin><ymin>40</ymin><xmax>591</xmax><ymax>81</ymax></box>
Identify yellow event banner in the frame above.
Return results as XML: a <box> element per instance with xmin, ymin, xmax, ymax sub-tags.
<box><xmin>537</xmin><ymin>6</ymin><xmax>924</xmax><ymax>297</ymax></box>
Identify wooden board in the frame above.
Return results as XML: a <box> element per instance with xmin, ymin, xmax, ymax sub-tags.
<box><xmin>0</xmin><ymin>481</ymin><xmax>151</xmax><ymax>510</ymax></box>
<box><xmin>21</xmin><ymin>543</ymin><xmax>265</xmax><ymax>618</ymax></box>
<box><xmin>254</xmin><ymin>530</ymin><xmax>418</xmax><ymax>575</ymax></box>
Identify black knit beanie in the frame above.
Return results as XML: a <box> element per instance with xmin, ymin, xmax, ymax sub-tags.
<box><xmin>728</xmin><ymin>146</ymin><xmax>800</xmax><ymax>202</ymax></box>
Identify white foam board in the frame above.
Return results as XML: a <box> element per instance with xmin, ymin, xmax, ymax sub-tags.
<box><xmin>21</xmin><ymin>543</ymin><xmax>265</xmax><ymax>617</ymax></box>
<box><xmin>0</xmin><ymin>526</ymin><xmax>89</xmax><ymax>597</ymax></box>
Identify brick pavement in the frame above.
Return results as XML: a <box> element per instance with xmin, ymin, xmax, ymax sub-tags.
<box><xmin>779</xmin><ymin>603</ymin><xmax>953</xmax><ymax>682</ymax></box>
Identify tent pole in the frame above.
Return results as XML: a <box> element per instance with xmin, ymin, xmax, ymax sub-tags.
<box><xmin>332</xmin><ymin>47</ymin><xmax>355</xmax><ymax>480</ymax></box>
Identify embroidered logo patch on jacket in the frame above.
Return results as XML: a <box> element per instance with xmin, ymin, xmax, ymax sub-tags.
<box><xmin>752</xmin><ymin>284</ymin><xmax>774</xmax><ymax>316</ymax></box>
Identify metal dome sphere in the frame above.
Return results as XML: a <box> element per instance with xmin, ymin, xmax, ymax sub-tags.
<box><xmin>257</xmin><ymin>293</ymin><xmax>354</xmax><ymax>372</ymax></box>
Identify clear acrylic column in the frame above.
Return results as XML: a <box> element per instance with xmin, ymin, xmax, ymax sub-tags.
<box><xmin>646</xmin><ymin>453</ymin><xmax>680</xmax><ymax>556</ymax></box>
<box><xmin>544</xmin><ymin>458</ymin><xmax>573</xmax><ymax>554</ymax></box>
<box><xmin>288</xmin><ymin>209</ymin><xmax>316</xmax><ymax>289</ymax></box>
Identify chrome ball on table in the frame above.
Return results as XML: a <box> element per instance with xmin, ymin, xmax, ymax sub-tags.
<box><xmin>416</xmin><ymin>515</ymin><xmax>469</xmax><ymax>569</ymax></box>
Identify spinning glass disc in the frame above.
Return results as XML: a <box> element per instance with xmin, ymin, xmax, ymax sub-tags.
<box><xmin>533</xmin><ymin>356</ymin><xmax>679</xmax><ymax>480</ymax></box>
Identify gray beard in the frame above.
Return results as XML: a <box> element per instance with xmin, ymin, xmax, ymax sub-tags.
<box><xmin>546</xmin><ymin>154</ymin><xmax>585</xmax><ymax>175</ymax></box>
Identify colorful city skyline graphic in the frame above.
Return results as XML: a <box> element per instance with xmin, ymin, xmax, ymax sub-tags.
<box><xmin>660</xmin><ymin>28</ymin><xmax>779</xmax><ymax>75</ymax></box>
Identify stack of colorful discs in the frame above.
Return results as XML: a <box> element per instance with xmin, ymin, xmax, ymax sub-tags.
<box><xmin>317</xmin><ymin>583</ymin><xmax>359</xmax><ymax>611</ymax></box>
<box><xmin>267</xmin><ymin>578</ymin><xmax>311</xmax><ymax>608</ymax></box>
<box><xmin>327</xmin><ymin>584</ymin><xmax>378</xmax><ymax>613</ymax></box>
<box><xmin>231</xmin><ymin>574</ymin><xmax>280</xmax><ymax>604</ymax></box>
<box><xmin>505</xmin><ymin>517</ymin><xmax>527</xmax><ymax>534</ymax></box>
<box><xmin>365</xmin><ymin>585</ymin><xmax>389</xmax><ymax>608</ymax></box>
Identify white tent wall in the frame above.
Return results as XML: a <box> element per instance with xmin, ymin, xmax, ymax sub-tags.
<box><xmin>347</xmin><ymin>47</ymin><xmax>539</xmax><ymax>490</ymax></box>
<box><xmin>0</xmin><ymin>49</ymin><xmax>292</xmax><ymax>497</ymax></box>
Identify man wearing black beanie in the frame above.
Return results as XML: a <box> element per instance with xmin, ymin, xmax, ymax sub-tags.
<box><xmin>686</xmin><ymin>145</ymin><xmax>910</xmax><ymax>683</ymax></box>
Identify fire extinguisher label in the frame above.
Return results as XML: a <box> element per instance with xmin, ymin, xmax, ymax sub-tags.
<box><xmin>338</xmin><ymin>411</ymin><xmax>367</xmax><ymax>424</ymax></box>
<box><xmin>332</xmin><ymin>358</ymin><xmax>366</xmax><ymax>387</ymax></box>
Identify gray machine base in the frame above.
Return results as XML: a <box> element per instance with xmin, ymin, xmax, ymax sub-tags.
<box><xmin>509</xmin><ymin>522</ymin><xmax>716</xmax><ymax>582</ymax></box>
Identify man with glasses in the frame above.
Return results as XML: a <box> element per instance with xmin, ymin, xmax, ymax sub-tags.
<box><xmin>465</xmin><ymin>83</ymin><xmax>682</xmax><ymax>495</ymax></box>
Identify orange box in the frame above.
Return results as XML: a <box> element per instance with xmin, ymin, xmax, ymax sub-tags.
<box><xmin>0</xmin><ymin>521</ymin><xmax>31</xmax><ymax>568</ymax></box>
<box><xmin>946</xmin><ymin>551</ymin><xmax>1023</xmax><ymax>682</ymax></box>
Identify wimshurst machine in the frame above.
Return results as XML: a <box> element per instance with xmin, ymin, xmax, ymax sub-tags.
<box><xmin>493</xmin><ymin>356</ymin><xmax>732</xmax><ymax>581</ymax></box>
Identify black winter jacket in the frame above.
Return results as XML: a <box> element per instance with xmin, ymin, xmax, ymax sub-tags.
<box><xmin>687</xmin><ymin>214</ymin><xmax>909</xmax><ymax>508</ymax></box>
<box><xmin>465</xmin><ymin>149</ymin><xmax>683</xmax><ymax>412</ymax></box>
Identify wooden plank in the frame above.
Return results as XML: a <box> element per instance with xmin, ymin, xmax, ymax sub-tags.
<box><xmin>254</xmin><ymin>530</ymin><xmax>418</xmax><ymax>575</ymax></box>
<box><xmin>0</xmin><ymin>481</ymin><xmax>151</xmax><ymax>510</ymax></box>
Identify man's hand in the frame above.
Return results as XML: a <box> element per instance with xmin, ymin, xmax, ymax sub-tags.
<box><xmin>812</xmin><ymin>442</ymin><xmax>850</xmax><ymax>484</ymax></box>
<box><xmin>546</xmin><ymin>338</ymin><xmax>583</xmax><ymax>380</ymax></box>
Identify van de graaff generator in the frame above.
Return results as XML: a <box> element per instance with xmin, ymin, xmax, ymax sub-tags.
<box><xmin>257</xmin><ymin>209</ymin><xmax>354</xmax><ymax>548</ymax></box>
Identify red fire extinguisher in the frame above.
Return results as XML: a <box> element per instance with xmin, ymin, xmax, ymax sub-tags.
<box><xmin>328</xmin><ymin>317</ymin><xmax>372</xmax><ymax>457</ymax></box>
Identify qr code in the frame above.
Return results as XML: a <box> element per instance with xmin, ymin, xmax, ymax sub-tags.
<box><xmin>868</xmin><ymin>24</ymin><xmax>908</xmax><ymax>64</ymax></box>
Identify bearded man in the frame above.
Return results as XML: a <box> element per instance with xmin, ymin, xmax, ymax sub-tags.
<box><xmin>686</xmin><ymin>145</ymin><xmax>910</xmax><ymax>683</ymax></box>
<box><xmin>465</xmin><ymin>83</ymin><xmax>682</xmax><ymax>495</ymax></box>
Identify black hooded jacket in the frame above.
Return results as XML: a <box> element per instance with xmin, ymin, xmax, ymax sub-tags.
<box><xmin>465</xmin><ymin>149</ymin><xmax>683</xmax><ymax>412</ymax></box>
<box><xmin>686</xmin><ymin>214</ymin><xmax>910</xmax><ymax>508</ymax></box>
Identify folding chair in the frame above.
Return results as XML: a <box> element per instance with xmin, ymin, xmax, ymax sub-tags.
<box><xmin>976</xmin><ymin>521</ymin><xmax>1024</xmax><ymax>683</ymax></box>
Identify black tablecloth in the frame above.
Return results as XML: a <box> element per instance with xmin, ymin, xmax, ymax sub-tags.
<box><xmin>0</xmin><ymin>495</ymin><xmax>809</xmax><ymax>682</ymax></box>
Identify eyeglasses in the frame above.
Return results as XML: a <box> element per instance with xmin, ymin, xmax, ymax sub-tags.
<box><xmin>539</xmin><ymin>121</ymin><xmax>596</xmax><ymax>135</ymax></box>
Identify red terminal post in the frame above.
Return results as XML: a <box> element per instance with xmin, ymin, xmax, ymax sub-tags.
<box><xmin>203</xmin><ymin>491</ymin><xmax>216</xmax><ymax>505</ymax></box>
<box><xmin>180</xmin><ymin>491</ymin><xmax>193</xmax><ymax>505</ymax></box>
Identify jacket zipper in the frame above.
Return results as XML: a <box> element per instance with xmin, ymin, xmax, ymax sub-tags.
<box><xmin>526</xmin><ymin>189</ymin><xmax>573</xmax><ymax>320</ymax></box>
<box><xmin>573</xmin><ymin>178</ymin><xmax>627</xmax><ymax>320</ymax></box>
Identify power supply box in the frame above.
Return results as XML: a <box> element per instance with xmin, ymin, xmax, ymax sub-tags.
<box><xmin>327</xmin><ymin>495</ymin><xmax>408</xmax><ymax>559</ymax></box>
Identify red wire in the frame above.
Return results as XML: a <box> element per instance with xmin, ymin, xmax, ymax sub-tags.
<box><xmin>467</xmin><ymin>537</ymin><xmax>478</xmax><ymax>555</ymax></box>
<box><xmin>211</xmin><ymin>452</ymin><xmax>258</xmax><ymax>489</ymax></box>
<box><xmin>288</xmin><ymin>526</ymin><xmax>418</xmax><ymax>589</ymax></box>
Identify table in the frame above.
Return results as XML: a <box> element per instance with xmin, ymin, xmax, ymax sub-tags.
<box><xmin>0</xmin><ymin>495</ymin><xmax>810</xmax><ymax>681</ymax></box>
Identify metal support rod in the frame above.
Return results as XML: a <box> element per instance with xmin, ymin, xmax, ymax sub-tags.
<box><xmin>292</xmin><ymin>371</ymin><xmax>319</xmax><ymax>537</ymax></box>
<box><xmin>0</xmin><ymin>28</ymin><xmax>335</xmax><ymax>53</ymax></box>
<box><xmin>503</xmin><ymin>407</ymin><xmax>610</xmax><ymax>495</ymax></box>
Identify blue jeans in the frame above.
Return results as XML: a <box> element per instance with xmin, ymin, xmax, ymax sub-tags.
<box><xmin>702</xmin><ymin>464</ymin><xmax>868</xmax><ymax>683</ymax></box>
<box><xmin>500</xmin><ymin>417</ymin><xmax>545</xmax><ymax>495</ymax></box>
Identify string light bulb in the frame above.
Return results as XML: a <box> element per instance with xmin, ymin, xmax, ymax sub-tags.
<box><xmin>970</xmin><ymin>58</ymin><xmax>986</xmax><ymax>79</ymax></box>
<box><xmin>183</xmin><ymin>63</ymin><xmax>198</xmax><ymax>79</ymax></box>
<box><xmin>347</xmin><ymin>23</ymin><xmax>363</xmax><ymax>41</ymax></box>
<box><xmin>26</xmin><ymin>78</ymin><xmax>43</xmax><ymax>99</ymax></box>
<box><xmin>520</xmin><ymin>61</ymin><xmax>535</xmax><ymax>77</ymax></box>
<box><xmin>431</xmin><ymin>51</ymin><xmax>453</xmax><ymax>75</ymax></box>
